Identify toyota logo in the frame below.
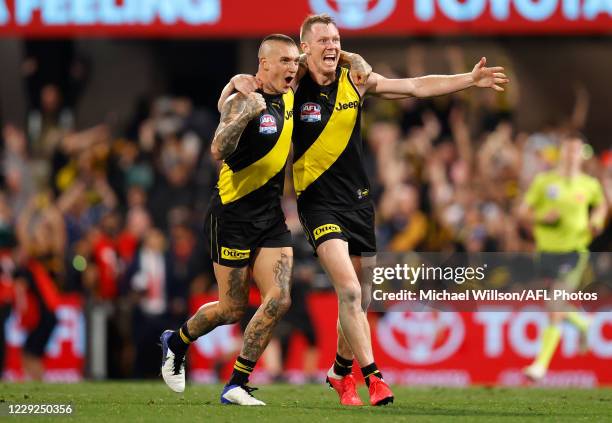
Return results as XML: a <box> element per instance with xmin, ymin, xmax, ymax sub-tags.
<box><xmin>309</xmin><ymin>0</ymin><xmax>397</xmax><ymax>29</ymax></box>
<box><xmin>377</xmin><ymin>306</ymin><xmax>465</xmax><ymax>365</ymax></box>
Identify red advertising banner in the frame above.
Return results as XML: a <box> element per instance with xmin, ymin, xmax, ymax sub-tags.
<box><xmin>189</xmin><ymin>292</ymin><xmax>612</xmax><ymax>387</ymax></box>
<box><xmin>0</xmin><ymin>0</ymin><xmax>611</xmax><ymax>37</ymax></box>
<box><xmin>3</xmin><ymin>295</ymin><xmax>85</xmax><ymax>382</ymax></box>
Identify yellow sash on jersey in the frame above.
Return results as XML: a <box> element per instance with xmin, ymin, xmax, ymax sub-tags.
<box><xmin>218</xmin><ymin>90</ymin><xmax>294</xmax><ymax>204</ymax></box>
<box><xmin>293</xmin><ymin>67</ymin><xmax>360</xmax><ymax>197</ymax></box>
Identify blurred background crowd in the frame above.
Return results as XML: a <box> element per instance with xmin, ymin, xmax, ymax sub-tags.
<box><xmin>0</xmin><ymin>38</ymin><xmax>611</xmax><ymax>381</ymax></box>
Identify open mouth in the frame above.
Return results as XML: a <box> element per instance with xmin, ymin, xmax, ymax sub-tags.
<box><xmin>323</xmin><ymin>54</ymin><xmax>336</xmax><ymax>65</ymax></box>
<box><xmin>285</xmin><ymin>76</ymin><xmax>294</xmax><ymax>84</ymax></box>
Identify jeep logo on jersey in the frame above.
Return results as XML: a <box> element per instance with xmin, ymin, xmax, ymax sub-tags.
<box><xmin>259</xmin><ymin>114</ymin><xmax>277</xmax><ymax>134</ymax></box>
<box><xmin>335</xmin><ymin>101</ymin><xmax>359</xmax><ymax>111</ymax></box>
<box><xmin>221</xmin><ymin>247</ymin><xmax>250</xmax><ymax>260</ymax></box>
<box><xmin>309</xmin><ymin>0</ymin><xmax>396</xmax><ymax>30</ymax></box>
<box><xmin>300</xmin><ymin>102</ymin><xmax>322</xmax><ymax>123</ymax></box>
<box><xmin>313</xmin><ymin>224</ymin><xmax>342</xmax><ymax>240</ymax></box>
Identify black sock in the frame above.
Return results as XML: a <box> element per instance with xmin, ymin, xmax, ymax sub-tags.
<box><xmin>333</xmin><ymin>354</ymin><xmax>353</xmax><ymax>377</ymax></box>
<box><xmin>361</xmin><ymin>362</ymin><xmax>383</xmax><ymax>386</ymax></box>
<box><xmin>228</xmin><ymin>356</ymin><xmax>256</xmax><ymax>386</ymax></box>
<box><xmin>168</xmin><ymin>324</ymin><xmax>195</xmax><ymax>356</ymax></box>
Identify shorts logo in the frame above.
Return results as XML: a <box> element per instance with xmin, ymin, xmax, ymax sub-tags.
<box><xmin>335</xmin><ymin>101</ymin><xmax>359</xmax><ymax>111</ymax></box>
<box><xmin>259</xmin><ymin>114</ymin><xmax>277</xmax><ymax>134</ymax></box>
<box><xmin>221</xmin><ymin>247</ymin><xmax>250</xmax><ymax>260</ymax></box>
<box><xmin>300</xmin><ymin>102</ymin><xmax>321</xmax><ymax>122</ymax></box>
<box><xmin>313</xmin><ymin>224</ymin><xmax>341</xmax><ymax>240</ymax></box>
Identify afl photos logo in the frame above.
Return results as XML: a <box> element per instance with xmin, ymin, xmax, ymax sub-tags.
<box><xmin>309</xmin><ymin>0</ymin><xmax>396</xmax><ymax>29</ymax></box>
<box><xmin>300</xmin><ymin>102</ymin><xmax>322</xmax><ymax>122</ymax></box>
<box><xmin>259</xmin><ymin>114</ymin><xmax>277</xmax><ymax>134</ymax></box>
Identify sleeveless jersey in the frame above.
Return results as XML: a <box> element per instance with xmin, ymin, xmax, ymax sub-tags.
<box><xmin>209</xmin><ymin>89</ymin><xmax>294</xmax><ymax>221</ymax></box>
<box><xmin>292</xmin><ymin>67</ymin><xmax>371</xmax><ymax>211</ymax></box>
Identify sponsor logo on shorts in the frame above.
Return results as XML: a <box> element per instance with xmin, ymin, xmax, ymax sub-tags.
<box><xmin>221</xmin><ymin>247</ymin><xmax>250</xmax><ymax>260</ymax></box>
<box><xmin>335</xmin><ymin>100</ymin><xmax>359</xmax><ymax>111</ymax></box>
<box><xmin>259</xmin><ymin>114</ymin><xmax>277</xmax><ymax>134</ymax></box>
<box><xmin>300</xmin><ymin>102</ymin><xmax>321</xmax><ymax>122</ymax></box>
<box><xmin>313</xmin><ymin>223</ymin><xmax>342</xmax><ymax>240</ymax></box>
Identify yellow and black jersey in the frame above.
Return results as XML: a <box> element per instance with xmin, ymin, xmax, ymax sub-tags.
<box><xmin>209</xmin><ymin>89</ymin><xmax>294</xmax><ymax>221</ymax></box>
<box><xmin>292</xmin><ymin>67</ymin><xmax>371</xmax><ymax>211</ymax></box>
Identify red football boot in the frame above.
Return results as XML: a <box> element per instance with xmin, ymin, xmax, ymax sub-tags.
<box><xmin>326</xmin><ymin>374</ymin><xmax>363</xmax><ymax>406</ymax></box>
<box><xmin>368</xmin><ymin>377</ymin><xmax>394</xmax><ymax>406</ymax></box>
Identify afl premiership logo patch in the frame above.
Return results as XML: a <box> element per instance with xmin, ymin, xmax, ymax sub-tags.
<box><xmin>300</xmin><ymin>102</ymin><xmax>322</xmax><ymax>123</ymax></box>
<box><xmin>259</xmin><ymin>114</ymin><xmax>277</xmax><ymax>134</ymax></box>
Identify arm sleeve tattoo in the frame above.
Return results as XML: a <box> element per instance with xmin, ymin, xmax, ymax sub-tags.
<box><xmin>211</xmin><ymin>93</ymin><xmax>253</xmax><ymax>161</ymax></box>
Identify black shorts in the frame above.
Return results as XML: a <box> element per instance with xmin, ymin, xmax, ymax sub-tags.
<box><xmin>24</xmin><ymin>308</ymin><xmax>58</xmax><ymax>357</ymax></box>
<box><xmin>204</xmin><ymin>212</ymin><xmax>292</xmax><ymax>268</ymax></box>
<box><xmin>298</xmin><ymin>205</ymin><xmax>376</xmax><ymax>257</ymax></box>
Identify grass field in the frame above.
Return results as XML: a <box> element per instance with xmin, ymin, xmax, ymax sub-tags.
<box><xmin>1</xmin><ymin>382</ymin><xmax>611</xmax><ymax>422</ymax></box>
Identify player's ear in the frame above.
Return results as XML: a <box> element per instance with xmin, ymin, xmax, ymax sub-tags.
<box><xmin>261</xmin><ymin>57</ymin><xmax>269</xmax><ymax>71</ymax></box>
<box><xmin>300</xmin><ymin>42</ymin><xmax>309</xmax><ymax>55</ymax></box>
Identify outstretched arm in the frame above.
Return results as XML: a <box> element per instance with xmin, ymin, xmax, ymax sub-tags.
<box><xmin>211</xmin><ymin>92</ymin><xmax>266</xmax><ymax>161</ymax></box>
<box><xmin>364</xmin><ymin>57</ymin><xmax>509</xmax><ymax>99</ymax></box>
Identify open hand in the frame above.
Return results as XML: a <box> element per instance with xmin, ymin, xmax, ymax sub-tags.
<box><xmin>471</xmin><ymin>57</ymin><xmax>509</xmax><ymax>92</ymax></box>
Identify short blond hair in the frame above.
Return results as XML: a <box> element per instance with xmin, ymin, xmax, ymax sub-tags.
<box><xmin>300</xmin><ymin>13</ymin><xmax>337</xmax><ymax>42</ymax></box>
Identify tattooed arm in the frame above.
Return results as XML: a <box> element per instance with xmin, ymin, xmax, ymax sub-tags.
<box><xmin>211</xmin><ymin>91</ymin><xmax>267</xmax><ymax>161</ymax></box>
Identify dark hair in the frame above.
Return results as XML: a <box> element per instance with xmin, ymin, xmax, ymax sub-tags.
<box><xmin>300</xmin><ymin>13</ymin><xmax>337</xmax><ymax>42</ymax></box>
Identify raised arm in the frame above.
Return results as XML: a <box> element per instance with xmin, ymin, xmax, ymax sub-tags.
<box><xmin>364</xmin><ymin>57</ymin><xmax>509</xmax><ymax>99</ymax></box>
<box><xmin>211</xmin><ymin>92</ymin><xmax>266</xmax><ymax>161</ymax></box>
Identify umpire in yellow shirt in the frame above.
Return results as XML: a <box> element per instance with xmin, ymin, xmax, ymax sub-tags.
<box><xmin>519</xmin><ymin>132</ymin><xmax>608</xmax><ymax>381</ymax></box>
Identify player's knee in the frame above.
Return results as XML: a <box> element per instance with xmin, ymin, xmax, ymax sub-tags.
<box><xmin>277</xmin><ymin>293</ymin><xmax>291</xmax><ymax>316</ymax></box>
<box><xmin>220</xmin><ymin>304</ymin><xmax>246</xmax><ymax>324</ymax></box>
<box><xmin>263</xmin><ymin>291</ymin><xmax>291</xmax><ymax>318</ymax></box>
<box><xmin>338</xmin><ymin>285</ymin><xmax>362</xmax><ymax>310</ymax></box>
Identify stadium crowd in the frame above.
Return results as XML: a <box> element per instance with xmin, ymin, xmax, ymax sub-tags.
<box><xmin>1</xmin><ymin>45</ymin><xmax>611</xmax><ymax>380</ymax></box>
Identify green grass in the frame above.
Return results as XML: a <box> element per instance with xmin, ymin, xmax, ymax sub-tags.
<box><xmin>1</xmin><ymin>382</ymin><xmax>611</xmax><ymax>422</ymax></box>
